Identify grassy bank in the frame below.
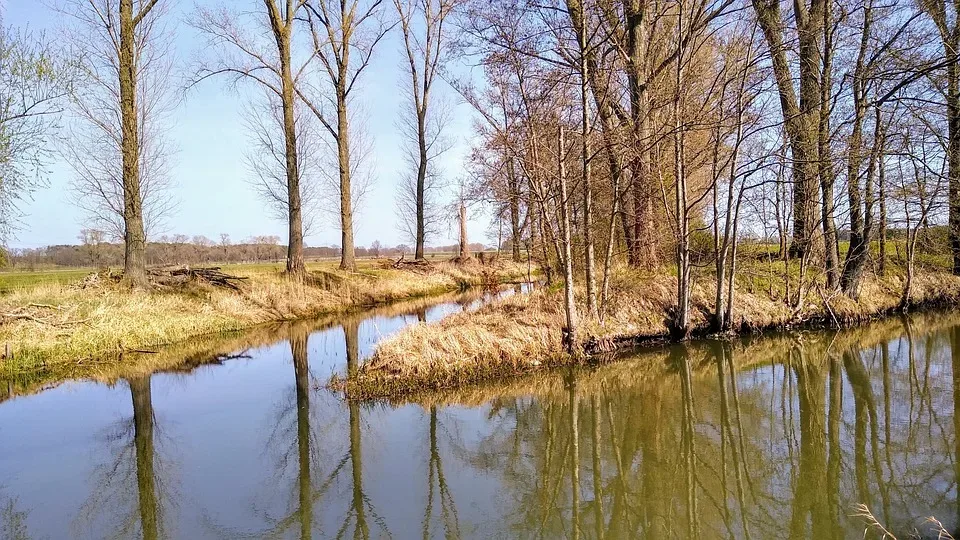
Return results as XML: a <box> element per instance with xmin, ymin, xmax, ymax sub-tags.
<box><xmin>0</xmin><ymin>257</ymin><xmax>531</xmax><ymax>379</ymax></box>
<box><xmin>370</xmin><ymin>310</ymin><xmax>958</xmax><ymax>408</ymax></box>
<box><xmin>0</xmin><ymin>287</ymin><xmax>504</xmax><ymax>403</ymax></box>
<box><xmin>344</xmin><ymin>258</ymin><xmax>960</xmax><ymax>400</ymax></box>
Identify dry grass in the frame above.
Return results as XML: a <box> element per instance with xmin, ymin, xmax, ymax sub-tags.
<box><xmin>347</xmin><ymin>263</ymin><xmax>960</xmax><ymax>400</ymax></box>
<box><xmin>374</xmin><ymin>310</ymin><xmax>960</xmax><ymax>408</ymax></box>
<box><xmin>0</xmin><ymin>258</ymin><xmax>530</xmax><ymax>379</ymax></box>
<box><xmin>0</xmin><ymin>287</ymin><xmax>503</xmax><ymax>404</ymax></box>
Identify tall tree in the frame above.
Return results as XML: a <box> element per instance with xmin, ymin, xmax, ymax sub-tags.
<box><xmin>192</xmin><ymin>0</ymin><xmax>310</xmax><ymax>278</ymax></box>
<box><xmin>300</xmin><ymin>0</ymin><xmax>390</xmax><ymax>271</ymax></box>
<box><xmin>751</xmin><ymin>0</ymin><xmax>825</xmax><ymax>258</ymax></box>
<box><xmin>918</xmin><ymin>0</ymin><xmax>960</xmax><ymax>274</ymax></box>
<box><xmin>394</xmin><ymin>0</ymin><xmax>455</xmax><ymax>260</ymax></box>
<box><xmin>59</xmin><ymin>0</ymin><xmax>173</xmax><ymax>288</ymax></box>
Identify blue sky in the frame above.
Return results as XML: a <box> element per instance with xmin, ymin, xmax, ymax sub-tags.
<box><xmin>3</xmin><ymin>0</ymin><xmax>487</xmax><ymax>249</ymax></box>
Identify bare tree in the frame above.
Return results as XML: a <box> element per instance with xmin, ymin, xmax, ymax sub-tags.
<box><xmin>918</xmin><ymin>0</ymin><xmax>960</xmax><ymax>274</ymax></box>
<box><xmin>750</xmin><ymin>0</ymin><xmax>825</xmax><ymax>258</ymax></box>
<box><xmin>557</xmin><ymin>125</ymin><xmax>577</xmax><ymax>351</ymax></box>
<box><xmin>298</xmin><ymin>0</ymin><xmax>391</xmax><ymax>271</ymax></box>
<box><xmin>242</xmin><ymin>89</ymin><xmax>323</xmax><ymax>239</ymax></box>
<box><xmin>394</xmin><ymin>0</ymin><xmax>456</xmax><ymax>259</ymax></box>
<box><xmin>0</xmin><ymin>23</ymin><xmax>73</xmax><ymax>240</ymax></box>
<box><xmin>57</xmin><ymin>0</ymin><xmax>176</xmax><ymax>288</ymax></box>
<box><xmin>79</xmin><ymin>228</ymin><xmax>107</xmax><ymax>267</ymax></box>
<box><xmin>191</xmin><ymin>0</ymin><xmax>310</xmax><ymax>277</ymax></box>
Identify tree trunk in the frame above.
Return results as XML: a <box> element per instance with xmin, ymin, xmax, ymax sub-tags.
<box><xmin>949</xmin><ymin>43</ymin><xmax>960</xmax><ymax>275</ymax></box>
<box><xmin>819</xmin><ymin>0</ymin><xmax>839</xmax><ymax>289</ymax></box>
<box><xmin>624</xmin><ymin>0</ymin><xmax>658</xmax><ymax>268</ymax></box>
<box><xmin>558</xmin><ymin>126</ymin><xmax>579</xmax><ymax>352</ymax></box>
<box><xmin>507</xmin><ymin>157</ymin><xmax>523</xmax><ymax>262</ymax></box>
<box><xmin>119</xmin><ymin>0</ymin><xmax>148</xmax><ymax>289</ymax></box>
<box><xmin>337</xmin><ymin>93</ymin><xmax>357</xmax><ymax>271</ymax></box>
<box><xmin>265</xmin><ymin>1</ymin><xmax>306</xmax><ymax>277</ymax></box>
<box><xmin>280</xmin><ymin>32</ymin><xmax>305</xmax><ymax>277</ymax></box>
<box><xmin>458</xmin><ymin>202</ymin><xmax>470</xmax><ymax>258</ymax></box>
<box><xmin>415</xmin><ymin>108</ymin><xmax>428</xmax><ymax>260</ymax></box>
<box><xmin>878</xmin><ymin>156</ymin><xmax>887</xmax><ymax>276</ymax></box>
<box><xmin>673</xmin><ymin>11</ymin><xmax>690</xmax><ymax>338</ymax></box>
<box><xmin>571</xmin><ymin>0</ymin><xmax>597</xmax><ymax>318</ymax></box>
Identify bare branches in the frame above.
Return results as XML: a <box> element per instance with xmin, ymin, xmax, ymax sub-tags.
<box><xmin>57</xmin><ymin>0</ymin><xmax>177</xmax><ymax>247</ymax></box>
<box><xmin>394</xmin><ymin>0</ymin><xmax>459</xmax><ymax>256</ymax></box>
<box><xmin>0</xmin><ymin>23</ymin><xmax>75</xmax><ymax>240</ymax></box>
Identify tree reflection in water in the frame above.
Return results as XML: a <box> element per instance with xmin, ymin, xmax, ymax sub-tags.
<box><xmin>421</xmin><ymin>405</ymin><xmax>461</xmax><ymax>539</ymax></box>
<box><xmin>245</xmin><ymin>320</ymin><xmax>389</xmax><ymax>539</ymax></box>
<box><xmin>0</xmin><ymin>493</ymin><xmax>30</xmax><ymax>540</ymax></box>
<box><xmin>73</xmin><ymin>375</ymin><xmax>175</xmax><ymax>540</ymax></box>
<box><xmin>427</xmin><ymin>317</ymin><xmax>960</xmax><ymax>538</ymax></box>
<box><xmin>9</xmin><ymin>312</ymin><xmax>958</xmax><ymax>538</ymax></box>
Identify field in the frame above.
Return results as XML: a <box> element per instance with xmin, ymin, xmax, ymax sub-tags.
<box><xmin>0</xmin><ymin>254</ymin><xmax>463</xmax><ymax>293</ymax></box>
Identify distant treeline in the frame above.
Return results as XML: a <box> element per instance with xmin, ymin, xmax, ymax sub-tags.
<box><xmin>7</xmin><ymin>235</ymin><xmax>491</xmax><ymax>269</ymax></box>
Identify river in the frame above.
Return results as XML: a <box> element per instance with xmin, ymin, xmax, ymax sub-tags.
<box><xmin>0</xmin><ymin>289</ymin><xmax>957</xmax><ymax>539</ymax></box>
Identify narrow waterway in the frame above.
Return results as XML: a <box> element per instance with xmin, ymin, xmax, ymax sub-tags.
<box><xmin>0</xmin><ymin>291</ymin><xmax>957</xmax><ymax>539</ymax></box>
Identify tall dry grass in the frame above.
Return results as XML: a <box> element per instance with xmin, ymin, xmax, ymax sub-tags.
<box><xmin>0</xmin><ymin>259</ymin><xmax>530</xmax><ymax>379</ymax></box>
<box><xmin>350</xmin><ymin>264</ymin><xmax>960</xmax><ymax>399</ymax></box>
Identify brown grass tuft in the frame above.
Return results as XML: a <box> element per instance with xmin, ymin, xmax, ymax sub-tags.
<box><xmin>348</xmin><ymin>263</ymin><xmax>960</xmax><ymax>400</ymax></box>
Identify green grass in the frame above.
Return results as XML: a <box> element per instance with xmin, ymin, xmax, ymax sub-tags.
<box><xmin>0</xmin><ymin>256</ymin><xmax>532</xmax><ymax>382</ymax></box>
<box><xmin>0</xmin><ymin>258</ymin><xmax>374</xmax><ymax>293</ymax></box>
<box><xmin>0</xmin><ymin>268</ymin><xmax>93</xmax><ymax>292</ymax></box>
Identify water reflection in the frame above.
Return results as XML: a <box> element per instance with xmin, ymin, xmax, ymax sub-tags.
<box><xmin>73</xmin><ymin>375</ymin><xmax>175</xmax><ymax>539</ymax></box>
<box><xmin>0</xmin><ymin>311</ymin><xmax>959</xmax><ymax>538</ymax></box>
<box><xmin>0</xmin><ymin>495</ymin><xmax>30</xmax><ymax>540</ymax></box>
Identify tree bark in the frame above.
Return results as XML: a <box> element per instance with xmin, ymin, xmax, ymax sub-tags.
<box><xmin>624</xmin><ymin>0</ymin><xmax>659</xmax><ymax>267</ymax></box>
<box><xmin>458</xmin><ymin>201</ymin><xmax>470</xmax><ymax>258</ymax></box>
<box><xmin>558</xmin><ymin>126</ymin><xmax>579</xmax><ymax>352</ymax></box>
<box><xmin>337</xmin><ymin>93</ymin><xmax>357</xmax><ymax>270</ymax></box>
<box><xmin>949</xmin><ymin>44</ymin><xmax>960</xmax><ymax>274</ymax></box>
<box><xmin>266</xmin><ymin>0</ymin><xmax>306</xmax><ymax>277</ymax></box>
<box><xmin>819</xmin><ymin>0</ymin><xmax>839</xmax><ymax>289</ymax></box>
<box><xmin>119</xmin><ymin>0</ymin><xmax>150</xmax><ymax>289</ymax></box>
<box><xmin>416</xmin><ymin>108</ymin><xmax>428</xmax><ymax>260</ymax></box>
<box><xmin>506</xmin><ymin>157</ymin><xmax>523</xmax><ymax>262</ymax></box>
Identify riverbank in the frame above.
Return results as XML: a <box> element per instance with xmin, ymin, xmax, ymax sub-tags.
<box><xmin>375</xmin><ymin>310</ymin><xmax>959</xmax><ymax>408</ymax></box>
<box><xmin>0</xmin><ymin>258</ymin><xmax>531</xmax><ymax>379</ymax></box>
<box><xmin>341</xmin><ymin>262</ymin><xmax>960</xmax><ymax>400</ymax></box>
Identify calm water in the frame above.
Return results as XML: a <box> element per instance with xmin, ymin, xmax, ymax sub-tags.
<box><xmin>0</xmin><ymin>294</ymin><xmax>958</xmax><ymax>539</ymax></box>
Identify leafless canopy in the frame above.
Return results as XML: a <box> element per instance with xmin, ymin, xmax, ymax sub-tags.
<box><xmin>56</xmin><ymin>0</ymin><xmax>177</xmax><ymax>242</ymax></box>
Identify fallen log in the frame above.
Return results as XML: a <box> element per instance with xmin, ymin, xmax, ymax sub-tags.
<box><xmin>147</xmin><ymin>266</ymin><xmax>248</xmax><ymax>291</ymax></box>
